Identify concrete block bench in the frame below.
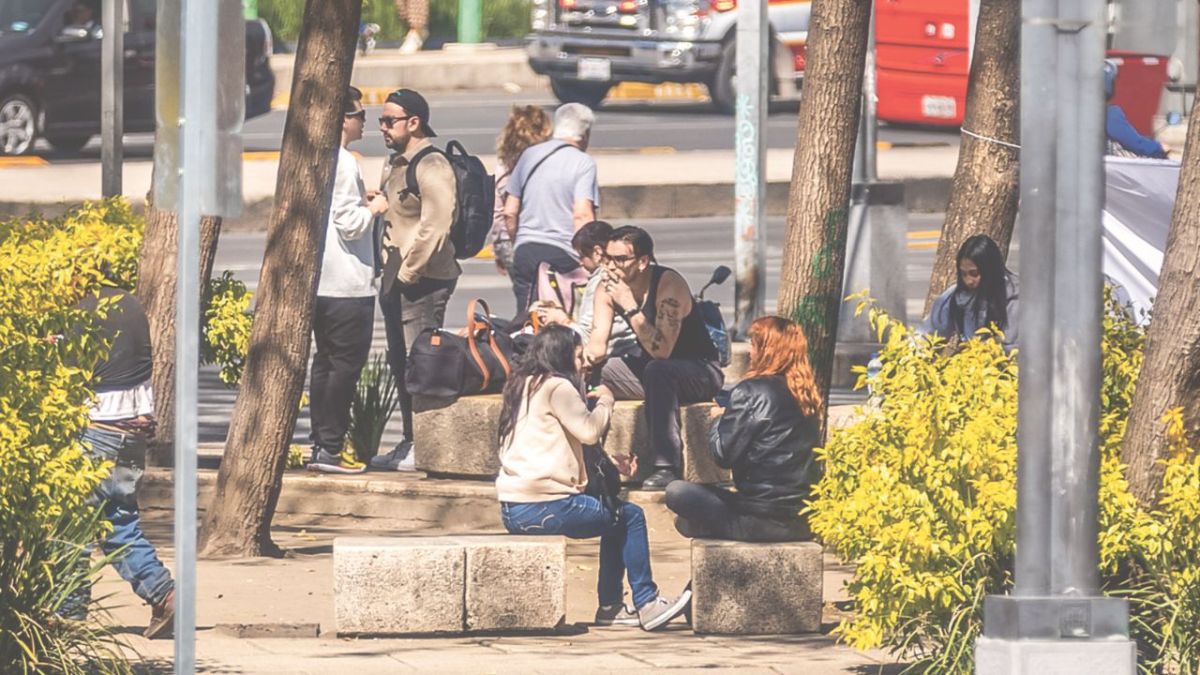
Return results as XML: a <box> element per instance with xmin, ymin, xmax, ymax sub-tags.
<box><xmin>334</xmin><ymin>535</ymin><xmax>566</xmax><ymax>636</ymax></box>
<box><xmin>690</xmin><ymin>539</ymin><xmax>823</xmax><ymax>635</ymax></box>
<box><xmin>413</xmin><ymin>395</ymin><xmax>730</xmax><ymax>485</ymax></box>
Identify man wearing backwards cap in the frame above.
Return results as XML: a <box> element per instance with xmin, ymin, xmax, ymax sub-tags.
<box><xmin>371</xmin><ymin>88</ymin><xmax>460</xmax><ymax>471</ymax></box>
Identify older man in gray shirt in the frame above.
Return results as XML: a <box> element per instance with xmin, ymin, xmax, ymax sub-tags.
<box><xmin>503</xmin><ymin>103</ymin><xmax>600</xmax><ymax>320</ymax></box>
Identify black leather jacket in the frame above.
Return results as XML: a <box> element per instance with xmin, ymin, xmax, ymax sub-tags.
<box><xmin>709</xmin><ymin>375</ymin><xmax>820</xmax><ymax>517</ymax></box>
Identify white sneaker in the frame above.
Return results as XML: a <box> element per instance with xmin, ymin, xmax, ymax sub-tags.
<box><xmin>397</xmin><ymin>447</ymin><xmax>417</xmax><ymax>472</ymax></box>
<box><xmin>398</xmin><ymin>30</ymin><xmax>425</xmax><ymax>54</ymax></box>
<box><xmin>370</xmin><ymin>440</ymin><xmax>417</xmax><ymax>472</ymax></box>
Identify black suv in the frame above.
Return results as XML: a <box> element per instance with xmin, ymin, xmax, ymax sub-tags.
<box><xmin>0</xmin><ymin>0</ymin><xmax>275</xmax><ymax>155</ymax></box>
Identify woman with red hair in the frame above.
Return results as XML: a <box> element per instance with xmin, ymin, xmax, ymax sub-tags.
<box><xmin>664</xmin><ymin>316</ymin><xmax>821</xmax><ymax>542</ymax></box>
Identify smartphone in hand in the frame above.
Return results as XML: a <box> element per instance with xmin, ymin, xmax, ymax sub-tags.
<box><xmin>714</xmin><ymin>389</ymin><xmax>731</xmax><ymax>409</ymax></box>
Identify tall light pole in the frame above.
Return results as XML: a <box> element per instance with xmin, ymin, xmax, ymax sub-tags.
<box><xmin>975</xmin><ymin>0</ymin><xmax>1135</xmax><ymax>670</ymax></box>
<box><xmin>156</xmin><ymin>0</ymin><xmax>243</xmax><ymax>669</ymax></box>
<box><xmin>733</xmin><ymin>0</ymin><xmax>768</xmax><ymax>338</ymax></box>
<box><xmin>101</xmin><ymin>0</ymin><xmax>123</xmax><ymax>196</ymax></box>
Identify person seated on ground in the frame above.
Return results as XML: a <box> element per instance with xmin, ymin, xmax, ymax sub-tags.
<box><xmin>665</xmin><ymin>316</ymin><xmax>820</xmax><ymax>542</ymax></box>
<box><xmin>585</xmin><ymin>225</ymin><xmax>724</xmax><ymax>490</ymax></box>
<box><xmin>495</xmin><ymin>325</ymin><xmax>692</xmax><ymax>631</ymax></box>
<box><xmin>1105</xmin><ymin>60</ymin><xmax>1171</xmax><ymax>159</ymax></box>
<box><xmin>919</xmin><ymin>234</ymin><xmax>1019</xmax><ymax>350</ymax></box>
<box><xmin>536</xmin><ymin>220</ymin><xmax>634</xmax><ymax>351</ymax></box>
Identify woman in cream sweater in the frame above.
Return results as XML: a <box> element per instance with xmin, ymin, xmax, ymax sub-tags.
<box><xmin>496</xmin><ymin>325</ymin><xmax>691</xmax><ymax>631</ymax></box>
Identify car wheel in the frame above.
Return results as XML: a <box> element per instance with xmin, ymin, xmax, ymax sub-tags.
<box><xmin>550</xmin><ymin>78</ymin><xmax>611</xmax><ymax>109</ymax></box>
<box><xmin>709</xmin><ymin>40</ymin><xmax>737</xmax><ymax>115</ymax></box>
<box><xmin>45</xmin><ymin>134</ymin><xmax>92</xmax><ymax>154</ymax></box>
<box><xmin>0</xmin><ymin>93</ymin><xmax>38</xmax><ymax>156</ymax></box>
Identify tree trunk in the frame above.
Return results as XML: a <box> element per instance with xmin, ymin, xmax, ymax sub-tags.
<box><xmin>776</xmin><ymin>0</ymin><xmax>872</xmax><ymax>420</ymax></box>
<box><xmin>1120</xmin><ymin>94</ymin><xmax>1200</xmax><ymax>509</ymax></box>
<box><xmin>199</xmin><ymin>0</ymin><xmax>361</xmax><ymax>558</ymax></box>
<box><xmin>923</xmin><ymin>0</ymin><xmax>1020</xmax><ymax>315</ymax></box>
<box><xmin>136</xmin><ymin>196</ymin><xmax>222</xmax><ymax>467</ymax></box>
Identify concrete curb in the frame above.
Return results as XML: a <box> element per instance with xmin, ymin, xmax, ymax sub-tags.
<box><xmin>0</xmin><ymin>176</ymin><xmax>949</xmax><ymax>226</ymax></box>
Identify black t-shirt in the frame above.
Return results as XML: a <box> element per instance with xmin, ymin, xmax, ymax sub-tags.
<box><xmin>78</xmin><ymin>287</ymin><xmax>153</xmax><ymax>392</ymax></box>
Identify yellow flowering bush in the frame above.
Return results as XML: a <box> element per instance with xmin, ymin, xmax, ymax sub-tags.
<box><xmin>812</xmin><ymin>292</ymin><xmax>1200</xmax><ymax>673</ymax></box>
<box><xmin>201</xmin><ymin>271</ymin><xmax>254</xmax><ymax>386</ymax></box>
<box><xmin>0</xmin><ymin>200</ymin><xmax>139</xmax><ymax>672</ymax></box>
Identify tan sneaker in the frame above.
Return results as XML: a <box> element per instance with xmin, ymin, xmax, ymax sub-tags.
<box><xmin>637</xmin><ymin>588</ymin><xmax>692</xmax><ymax>631</ymax></box>
<box><xmin>594</xmin><ymin>603</ymin><xmax>640</xmax><ymax>627</ymax></box>
<box><xmin>144</xmin><ymin>589</ymin><xmax>174</xmax><ymax>640</ymax></box>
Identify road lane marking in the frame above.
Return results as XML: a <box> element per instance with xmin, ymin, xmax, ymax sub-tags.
<box><xmin>907</xmin><ymin>229</ymin><xmax>941</xmax><ymax>239</ymax></box>
<box><xmin>242</xmin><ymin>151</ymin><xmax>281</xmax><ymax>161</ymax></box>
<box><xmin>0</xmin><ymin>156</ymin><xmax>49</xmax><ymax>167</ymax></box>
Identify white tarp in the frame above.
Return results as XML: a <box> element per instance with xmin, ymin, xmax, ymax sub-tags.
<box><xmin>1102</xmin><ymin>156</ymin><xmax>1181</xmax><ymax>320</ymax></box>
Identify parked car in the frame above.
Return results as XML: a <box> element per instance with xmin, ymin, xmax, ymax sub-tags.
<box><xmin>525</xmin><ymin>0</ymin><xmax>809</xmax><ymax>113</ymax></box>
<box><xmin>0</xmin><ymin>0</ymin><xmax>275</xmax><ymax>155</ymax></box>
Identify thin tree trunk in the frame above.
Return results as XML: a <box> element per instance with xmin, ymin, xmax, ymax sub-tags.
<box><xmin>1120</xmin><ymin>93</ymin><xmax>1200</xmax><ymax>509</ymax></box>
<box><xmin>199</xmin><ymin>0</ymin><xmax>361</xmax><ymax>558</ymax></box>
<box><xmin>136</xmin><ymin>195</ymin><xmax>222</xmax><ymax>467</ymax></box>
<box><xmin>777</xmin><ymin>0</ymin><xmax>872</xmax><ymax>423</ymax></box>
<box><xmin>923</xmin><ymin>0</ymin><xmax>1020</xmax><ymax>315</ymax></box>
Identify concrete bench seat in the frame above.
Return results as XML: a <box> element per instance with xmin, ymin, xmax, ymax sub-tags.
<box><xmin>334</xmin><ymin>535</ymin><xmax>566</xmax><ymax>636</ymax></box>
<box><xmin>690</xmin><ymin>539</ymin><xmax>823</xmax><ymax>635</ymax></box>
<box><xmin>413</xmin><ymin>395</ymin><xmax>730</xmax><ymax>484</ymax></box>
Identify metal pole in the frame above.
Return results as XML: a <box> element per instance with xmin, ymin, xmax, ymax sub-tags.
<box><xmin>101</xmin><ymin>0</ymin><xmax>124</xmax><ymax>196</ymax></box>
<box><xmin>176</xmin><ymin>0</ymin><xmax>217</xmax><ymax>670</ymax></box>
<box><xmin>977</xmin><ymin>0</ymin><xmax>1132</xmax><ymax>665</ymax></box>
<box><xmin>1050</xmin><ymin>0</ymin><xmax>1106</xmax><ymax>598</ymax></box>
<box><xmin>863</xmin><ymin>9</ymin><xmax>878</xmax><ymax>183</ymax></box>
<box><xmin>1013</xmin><ymin>0</ymin><xmax>1057</xmax><ymax>599</ymax></box>
<box><xmin>733</xmin><ymin>0</ymin><xmax>768</xmax><ymax>338</ymax></box>
<box><xmin>458</xmin><ymin>0</ymin><xmax>483</xmax><ymax>44</ymax></box>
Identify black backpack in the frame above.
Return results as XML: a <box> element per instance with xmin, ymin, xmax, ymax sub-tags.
<box><xmin>404</xmin><ymin>140</ymin><xmax>495</xmax><ymax>260</ymax></box>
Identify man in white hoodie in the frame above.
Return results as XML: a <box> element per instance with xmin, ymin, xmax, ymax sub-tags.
<box><xmin>307</xmin><ymin>86</ymin><xmax>390</xmax><ymax>473</ymax></box>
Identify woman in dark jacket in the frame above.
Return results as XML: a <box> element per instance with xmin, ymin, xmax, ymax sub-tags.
<box><xmin>664</xmin><ymin>316</ymin><xmax>821</xmax><ymax>542</ymax></box>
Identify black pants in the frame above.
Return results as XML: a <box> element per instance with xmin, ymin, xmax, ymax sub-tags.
<box><xmin>379</xmin><ymin>276</ymin><xmax>456</xmax><ymax>442</ymax></box>
<box><xmin>665</xmin><ymin>481</ymin><xmax>811</xmax><ymax>543</ymax></box>
<box><xmin>310</xmin><ymin>296</ymin><xmax>375</xmax><ymax>450</ymax></box>
<box><xmin>601</xmin><ymin>354</ymin><xmax>724</xmax><ymax>472</ymax></box>
<box><xmin>510</xmin><ymin>242</ymin><xmax>579</xmax><ymax>322</ymax></box>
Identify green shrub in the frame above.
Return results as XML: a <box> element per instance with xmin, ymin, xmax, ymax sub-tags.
<box><xmin>0</xmin><ymin>201</ymin><xmax>137</xmax><ymax>673</ymax></box>
<box><xmin>346</xmin><ymin>353</ymin><xmax>400</xmax><ymax>463</ymax></box>
<box><xmin>259</xmin><ymin>0</ymin><xmax>532</xmax><ymax>44</ymax></box>
<box><xmin>811</xmin><ymin>291</ymin><xmax>1200</xmax><ymax>673</ymax></box>
<box><xmin>201</xmin><ymin>272</ymin><xmax>254</xmax><ymax>386</ymax></box>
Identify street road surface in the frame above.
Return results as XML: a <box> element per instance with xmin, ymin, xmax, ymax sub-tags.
<box><xmin>36</xmin><ymin>90</ymin><xmax>957</xmax><ymax>162</ymax></box>
<box><xmin>197</xmin><ymin>213</ymin><xmax>1009</xmax><ymax>450</ymax></box>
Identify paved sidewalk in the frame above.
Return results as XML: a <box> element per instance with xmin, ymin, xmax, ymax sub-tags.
<box><xmin>99</xmin><ymin>512</ymin><xmax>899</xmax><ymax>674</ymax></box>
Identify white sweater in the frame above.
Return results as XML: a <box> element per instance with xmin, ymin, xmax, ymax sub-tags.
<box><xmin>317</xmin><ymin>146</ymin><xmax>377</xmax><ymax>298</ymax></box>
<box><xmin>496</xmin><ymin>376</ymin><xmax>614</xmax><ymax>503</ymax></box>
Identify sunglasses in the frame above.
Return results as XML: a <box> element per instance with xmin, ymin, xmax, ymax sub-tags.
<box><xmin>378</xmin><ymin>115</ymin><xmax>416</xmax><ymax>128</ymax></box>
<box><xmin>344</xmin><ymin>109</ymin><xmax>366</xmax><ymax>121</ymax></box>
<box><xmin>603</xmin><ymin>253</ymin><xmax>638</xmax><ymax>265</ymax></box>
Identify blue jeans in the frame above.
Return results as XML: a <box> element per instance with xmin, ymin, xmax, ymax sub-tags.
<box><xmin>81</xmin><ymin>427</ymin><xmax>174</xmax><ymax>606</ymax></box>
<box><xmin>501</xmin><ymin>494</ymin><xmax>658</xmax><ymax>609</ymax></box>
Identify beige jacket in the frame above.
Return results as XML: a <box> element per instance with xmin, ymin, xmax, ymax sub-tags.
<box><xmin>380</xmin><ymin>138</ymin><xmax>461</xmax><ymax>286</ymax></box>
<box><xmin>495</xmin><ymin>376</ymin><xmax>614</xmax><ymax>503</ymax></box>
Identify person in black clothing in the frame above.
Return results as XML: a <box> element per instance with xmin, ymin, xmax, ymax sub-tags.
<box><xmin>665</xmin><ymin>316</ymin><xmax>821</xmax><ymax>541</ymax></box>
<box><xmin>585</xmin><ymin>226</ymin><xmax>724</xmax><ymax>490</ymax></box>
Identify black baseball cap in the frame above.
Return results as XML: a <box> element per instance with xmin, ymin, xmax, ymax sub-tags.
<box><xmin>385</xmin><ymin>88</ymin><xmax>437</xmax><ymax>137</ymax></box>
